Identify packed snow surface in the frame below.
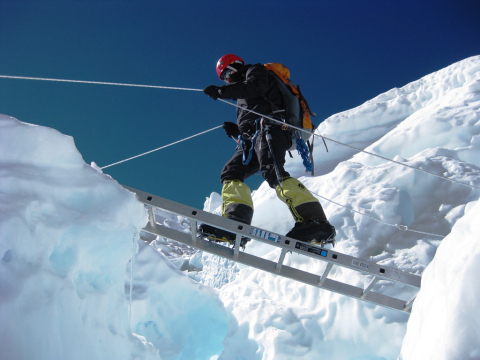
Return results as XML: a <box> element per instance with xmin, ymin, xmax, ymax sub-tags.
<box><xmin>1</xmin><ymin>55</ymin><xmax>480</xmax><ymax>360</ymax></box>
<box><xmin>0</xmin><ymin>116</ymin><xmax>228</xmax><ymax>360</ymax></box>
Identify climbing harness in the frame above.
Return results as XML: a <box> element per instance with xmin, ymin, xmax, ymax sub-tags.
<box><xmin>238</xmin><ymin>118</ymin><xmax>288</xmax><ymax>188</ymax></box>
<box><xmin>239</xmin><ymin>119</ymin><xmax>260</xmax><ymax>166</ymax></box>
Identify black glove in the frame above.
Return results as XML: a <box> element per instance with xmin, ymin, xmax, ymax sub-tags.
<box><xmin>204</xmin><ymin>85</ymin><xmax>221</xmax><ymax>100</ymax></box>
<box><xmin>223</xmin><ymin>122</ymin><xmax>240</xmax><ymax>138</ymax></box>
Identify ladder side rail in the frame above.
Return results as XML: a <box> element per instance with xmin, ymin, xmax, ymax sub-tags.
<box><xmin>291</xmin><ymin>241</ymin><xmax>420</xmax><ymax>288</ymax></box>
<box><xmin>125</xmin><ymin>186</ymin><xmax>421</xmax><ymax>288</ymax></box>
<box><xmin>144</xmin><ymin>222</ymin><xmax>411</xmax><ymax>313</ymax></box>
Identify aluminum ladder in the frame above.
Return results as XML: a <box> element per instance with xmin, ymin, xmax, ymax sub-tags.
<box><xmin>124</xmin><ymin>185</ymin><xmax>421</xmax><ymax>313</ymax></box>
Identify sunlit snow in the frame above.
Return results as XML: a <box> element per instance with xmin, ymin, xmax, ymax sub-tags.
<box><xmin>1</xmin><ymin>55</ymin><xmax>479</xmax><ymax>360</ymax></box>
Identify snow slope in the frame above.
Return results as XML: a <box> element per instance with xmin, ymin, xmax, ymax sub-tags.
<box><xmin>399</xmin><ymin>199</ymin><xmax>480</xmax><ymax>360</ymax></box>
<box><xmin>1</xmin><ymin>55</ymin><xmax>479</xmax><ymax>360</ymax></box>
<box><xmin>287</xmin><ymin>55</ymin><xmax>480</xmax><ymax>177</ymax></box>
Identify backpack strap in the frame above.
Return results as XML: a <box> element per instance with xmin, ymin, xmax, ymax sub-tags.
<box><xmin>263</xmin><ymin>70</ymin><xmax>286</xmax><ymax>118</ymax></box>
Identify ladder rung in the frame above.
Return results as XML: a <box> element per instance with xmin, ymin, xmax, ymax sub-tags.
<box><xmin>275</xmin><ymin>248</ymin><xmax>288</xmax><ymax>273</ymax></box>
<box><xmin>361</xmin><ymin>277</ymin><xmax>380</xmax><ymax>298</ymax></box>
<box><xmin>404</xmin><ymin>291</ymin><xmax>419</xmax><ymax>311</ymax></box>
<box><xmin>233</xmin><ymin>233</ymin><xmax>241</xmax><ymax>260</ymax></box>
<box><xmin>147</xmin><ymin>206</ymin><xmax>157</xmax><ymax>229</ymax></box>
<box><xmin>319</xmin><ymin>263</ymin><xmax>333</xmax><ymax>286</ymax></box>
<box><xmin>191</xmin><ymin>219</ymin><xmax>197</xmax><ymax>245</ymax></box>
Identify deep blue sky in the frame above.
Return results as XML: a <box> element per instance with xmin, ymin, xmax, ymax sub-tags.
<box><xmin>1</xmin><ymin>0</ymin><xmax>479</xmax><ymax>209</ymax></box>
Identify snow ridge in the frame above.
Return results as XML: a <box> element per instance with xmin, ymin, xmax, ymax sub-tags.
<box><xmin>203</xmin><ymin>55</ymin><xmax>480</xmax><ymax>360</ymax></box>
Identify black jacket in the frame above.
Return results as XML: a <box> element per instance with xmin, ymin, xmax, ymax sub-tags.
<box><xmin>219</xmin><ymin>64</ymin><xmax>283</xmax><ymax>134</ymax></box>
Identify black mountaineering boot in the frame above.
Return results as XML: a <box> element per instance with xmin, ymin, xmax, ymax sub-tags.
<box><xmin>275</xmin><ymin>177</ymin><xmax>335</xmax><ymax>246</ymax></box>
<box><xmin>286</xmin><ymin>219</ymin><xmax>336</xmax><ymax>247</ymax></box>
<box><xmin>198</xmin><ymin>224</ymin><xmax>250</xmax><ymax>249</ymax></box>
<box><xmin>198</xmin><ymin>224</ymin><xmax>236</xmax><ymax>243</ymax></box>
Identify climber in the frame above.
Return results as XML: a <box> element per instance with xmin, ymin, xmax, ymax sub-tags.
<box><xmin>200</xmin><ymin>54</ymin><xmax>335</xmax><ymax>246</ymax></box>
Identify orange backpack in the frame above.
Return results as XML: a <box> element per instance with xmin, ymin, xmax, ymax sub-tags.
<box><xmin>264</xmin><ymin>63</ymin><xmax>316</xmax><ymax>139</ymax></box>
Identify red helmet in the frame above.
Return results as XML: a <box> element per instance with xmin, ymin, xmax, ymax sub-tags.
<box><xmin>216</xmin><ymin>54</ymin><xmax>244</xmax><ymax>80</ymax></box>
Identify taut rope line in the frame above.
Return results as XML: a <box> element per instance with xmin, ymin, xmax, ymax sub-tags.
<box><xmin>2</xmin><ymin>74</ymin><xmax>479</xmax><ymax>193</ymax></box>
<box><xmin>100</xmin><ymin>125</ymin><xmax>223</xmax><ymax>169</ymax></box>
<box><xmin>217</xmin><ymin>99</ymin><xmax>480</xmax><ymax>191</ymax></box>
<box><xmin>3</xmin><ymin>74</ymin><xmax>469</xmax><ymax>238</ymax></box>
<box><xmin>310</xmin><ymin>190</ymin><xmax>445</xmax><ymax>238</ymax></box>
<box><xmin>0</xmin><ymin>75</ymin><xmax>203</xmax><ymax>92</ymax></box>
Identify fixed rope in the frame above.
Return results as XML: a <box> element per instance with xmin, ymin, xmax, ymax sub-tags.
<box><xmin>217</xmin><ymin>99</ymin><xmax>480</xmax><ymax>192</ymax></box>
<box><xmin>2</xmin><ymin>74</ymin><xmax>479</xmax><ymax>193</ymax></box>
<box><xmin>0</xmin><ymin>75</ymin><xmax>203</xmax><ymax>92</ymax></box>
<box><xmin>100</xmin><ymin>125</ymin><xmax>223</xmax><ymax>169</ymax></box>
<box><xmin>3</xmin><ymin>74</ymin><xmax>471</xmax><ymax>239</ymax></box>
<box><xmin>309</xmin><ymin>190</ymin><xmax>445</xmax><ymax>238</ymax></box>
